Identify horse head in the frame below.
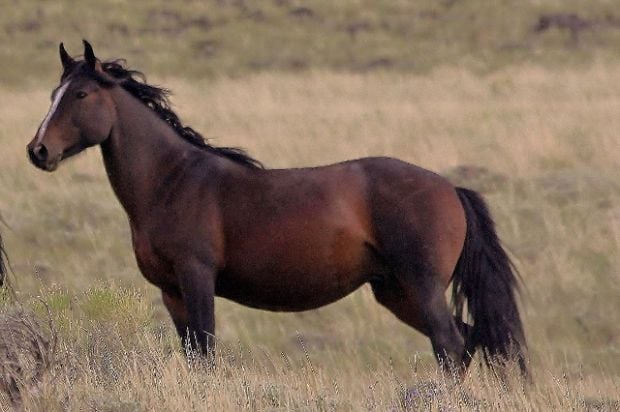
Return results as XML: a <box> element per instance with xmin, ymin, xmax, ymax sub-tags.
<box><xmin>27</xmin><ymin>41</ymin><xmax>117</xmax><ymax>171</ymax></box>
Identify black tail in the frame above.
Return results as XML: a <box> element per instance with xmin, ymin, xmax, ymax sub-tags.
<box><xmin>452</xmin><ymin>187</ymin><xmax>527</xmax><ymax>376</ymax></box>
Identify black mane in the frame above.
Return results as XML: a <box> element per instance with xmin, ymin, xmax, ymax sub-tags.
<box><xmin>64</xmin><ymin>60</ymin><xmax>264</xmax><ymax>169</ymax></box>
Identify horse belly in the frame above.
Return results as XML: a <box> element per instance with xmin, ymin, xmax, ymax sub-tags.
<box><xmin>217</xmin><ymin>230</ymin><xmax>376</xmax><ymax>311</ymax></box>
<box><xmin>216</xmin><ymin>267</ymin><xmax>366</xmax><ymax>311</ymax></box>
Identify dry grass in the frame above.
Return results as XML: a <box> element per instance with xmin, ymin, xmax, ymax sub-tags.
<box><xmin>4</xmin><ymin>0</ymin><xmax>620</xmax><ymax>85</ymax></box>
<box><xmin>0</xmin><ymin>63</ymin><xmax>619</xmax><ymax>409</ymax></box>
<box><xmin>0</xmin><ymin>308</ymin><xmax>54</xmax><ymax>406</ymax></box>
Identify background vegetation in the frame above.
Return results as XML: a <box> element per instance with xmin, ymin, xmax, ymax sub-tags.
<box><xmin>2</xmin><ymin>0</ymin><xmax>620</xmax><ymax>85</ymax></box>
<box><xmin>0</xmin><ymin>0</ymin><xmax>619</xmax><ymax>410</ymax></box>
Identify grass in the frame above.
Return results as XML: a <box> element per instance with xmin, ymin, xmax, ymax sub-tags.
<box><xmin>3</xmin><ymin>0</ymin><xmax>620</xmax><ymax>85</ymax></box>
<box><xmin>0</xmin><ymin>61</ymin><xmax>618</xmax><ymax>408</ymax></box>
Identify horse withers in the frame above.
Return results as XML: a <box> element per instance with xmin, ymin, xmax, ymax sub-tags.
<box><xmin>27</xmin><ymin>41</ymin><xmax>528</xmax><ymax>378</ymax></box>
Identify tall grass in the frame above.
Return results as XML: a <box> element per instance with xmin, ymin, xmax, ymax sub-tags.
<box><xmin>0</xmin><ymin>63</ymin><xmax>618</xmax><ymax>409</ymax></box>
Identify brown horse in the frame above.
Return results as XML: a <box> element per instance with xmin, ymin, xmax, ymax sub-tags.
<box><xmin>27</xmin><ymin>41</ymin><xmax>527</xmax><ymax>377</ymax></box>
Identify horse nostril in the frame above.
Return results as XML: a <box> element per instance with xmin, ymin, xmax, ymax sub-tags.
<box><xmin>28</xmin><ymin>144</ymin><xmax>49</xmax><ymax>165</ymax></box>
<box><xmin>34</xmin><ymin>144</ymin><xmax>48</xmax><ymax>161</ymax></box>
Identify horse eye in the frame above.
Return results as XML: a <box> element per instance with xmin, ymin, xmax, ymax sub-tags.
<box><xmin>76</xmin><ymin>91</ymin><xmax>88</xmax><ymax>99</ymax></box>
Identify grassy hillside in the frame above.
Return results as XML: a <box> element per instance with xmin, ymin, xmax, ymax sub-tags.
<box><xmin>3</xmin><ymin>0</ymin><xmax>620</xmax><ymax>85</ymax></box>
<box><xmin>1</xmin><ymin>63</ymin><xmax>619</xmax><ymax>408</ymax></box>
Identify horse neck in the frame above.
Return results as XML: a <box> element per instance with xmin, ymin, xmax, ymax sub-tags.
<box><xmin>100</xmin><ymin>87</ymin><xmax>208</xmax><ymax>225</ymax></box>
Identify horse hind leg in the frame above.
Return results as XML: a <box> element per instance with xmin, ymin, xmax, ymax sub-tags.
<box><xmin>416</xmin><ymin>278</ymin><xmax>469</xmax><ymax>376</ymax></box>
<box><xmin>371</xmin><ymin>273</ymin><xmax>468</xmax><ymax>377</ymax></box>
<box><xmin>454</xmin><ymin>317</ymin><xmax>476</xmax><ymax>369</ymax></box>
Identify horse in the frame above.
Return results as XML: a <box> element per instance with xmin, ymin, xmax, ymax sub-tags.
<box><xmin>27</xmin><ymin>41</ymin><xmax>527</xmax><ymax>378</ymax></box>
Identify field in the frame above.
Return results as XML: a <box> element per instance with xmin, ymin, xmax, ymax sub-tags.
<box><xmin>3</xmin><ymin>0</ymin><xmax>620</xmax><ymax>85</ymax></box>
<box><xmin>1</xmin><ymin>1</ymin><xmax>620</xmax><ymax>410</ymax></box>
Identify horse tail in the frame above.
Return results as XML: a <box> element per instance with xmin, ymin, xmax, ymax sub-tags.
<box><xmin>452</xmin><ymin>187</ymin><xmax>528</xmax><ymax>376</ymax></box>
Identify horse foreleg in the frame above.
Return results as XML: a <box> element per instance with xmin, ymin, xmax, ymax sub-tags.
<box><xmin>162</xmin><ymin>290</ymin><xmax>189</xmax><ymax>348</ymax></box>
<box><xmin>174</xmin><ymin>259</ymin><xmax>216</xmax><ymax>360</ymax></box>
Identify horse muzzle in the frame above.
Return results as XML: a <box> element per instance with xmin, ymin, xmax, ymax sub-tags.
<box><xmin>27</xmin><ymin>143</ymin><xmax>60</xmax><ymax>172</ymax></box>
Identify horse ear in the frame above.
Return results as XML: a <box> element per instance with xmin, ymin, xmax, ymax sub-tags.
<box><xmin>83</xmin><ymin>39</ymin><xmax>99</xmax><ymax>71</ymax></box>
<box><xmin>59</xmin><ymin>42</ymin><xmax>75</xmax><ymax>70</ymax></box>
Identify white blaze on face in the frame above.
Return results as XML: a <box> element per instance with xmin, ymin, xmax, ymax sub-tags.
<box><xmin>34</xmin><ymin>80</ymin><xmax>72</xmax><ymax>145</ymax></box>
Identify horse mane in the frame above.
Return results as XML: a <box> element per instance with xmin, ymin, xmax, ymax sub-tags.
<box><xmin>64</xmin><ymin>60</ymin><xmax>264</xmax><ymax>169</ymax></box>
